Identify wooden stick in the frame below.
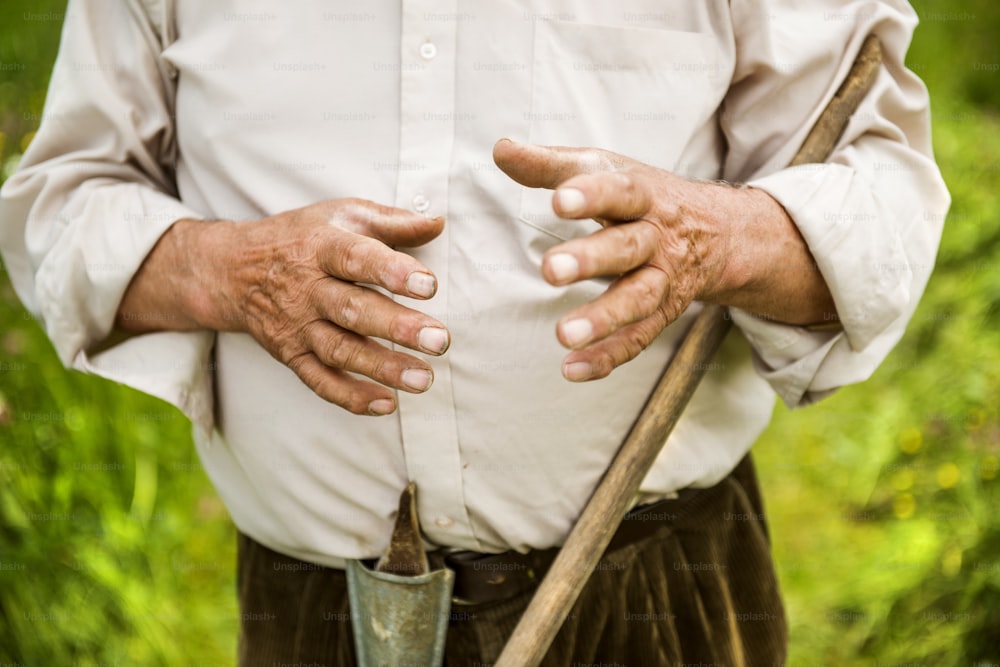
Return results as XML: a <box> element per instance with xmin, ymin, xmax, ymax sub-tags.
<box><xmin>495</xmin><ymin>34</ymin><xmax>883</xmax><ymax>667</ymax></box>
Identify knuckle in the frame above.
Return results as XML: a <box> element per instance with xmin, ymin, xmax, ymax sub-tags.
<box><xmin>341</xmin><ymin>197</ymin><xmax>365</xmax><ymax>211</ymax></box>
<box><xmin>386</xmin><ymin>310</ymin><xmax>423</xmax><ymax>345</ymax></box>
<box><xmin>349</xmin><ymin>199</ymin><xmax>384</xmax><ymax>231</ymax></box>
<box><xmin>301</xmin><ymin>278</ymin><xmax>328</xmax><ymax>317</ymax></box>
<box><xmin>321</xmin><ymin>381</ymin><xmax>365</xmax><ymax>413</ymax></box>
<box><xmin>659</xmin><ymin>199</ymin><xmax>681</xmax><ymax>223</ymax></box>
<box><xmin>337</xmin><ymin>197</ymin><xmax>365</xmax><ymax>219</ymax></box>
<box><xmin>577</xmin><ymin>150</ymin><xmax>604</xmax><ymax>175</ymax></box>
<box><xmin>337</xmin><ymin>340</ymin><xmax>364</xmax><ymax>371</ymax></box>
<box><xmin>347</xmin><ymin>239</ymin><xmax>393</xmax><ymax>285</ymax></box>
<box><xmin>598</xmin><ymin>151</ymin><xmax>620</xmax><ymax>172</ymax></box>
<box><xmin>316</xmin><ymin>330</ymin><xmax>356</xmax><ymax>369</ymax></box>
<box><xmin>621</xmin><ymin>228</ymin><xmax>647</xmax><ymax>267</ymax></box>
<box><xmin>610</xmin><ymin>171</ymin><xmax>633</xmax><ymax>192</ymax></box>
<box><xmin>366</xmin><ymin>354</ymin><xmax>393</xmax><ymax>383</ymax></box>
<box><xmin>330</xmin><ymin>286</ymin><xmax>365</xmax><ymax>331</ymax></box>
<box><xmin>621</xmin><ymin>326</ymin><xmax>649</xmax><ymax>358</ymax></box>
<box><xmin>274</xmin><ymin>330</ymin><xmax>309</xmax><ymax>367</ymax></box>
<box><xmin>622</xmin><ymin>277</ymin><xmax>662</xmax><ymax>318</ymax></box>
<box><xmin>340</xmin><ymin>237</ymin><xmax>369</xmax><ymax>279</ymax></box>
<box><xmin>285</xmin><ymin>351</ymin><xmax>309</xmax><ymax>377</ymax></box>
<box><xmin>323</xmin><ymin>376</ymin><xmax>373</xmax><ymax>414</ymax></box>
<box><xmin>657</xmin><ymin>299</ymin><xmax>683</xmax><ymax>328</ymax></box>
<box><xmin>623</xmin><ymin>179</ymin><xmax>646</xmax><ymax>220</ymax></box>
<box><xmin>289</xmin><ymin>354</ymin><xmax>337</xmax><ymax>401</ymax></box>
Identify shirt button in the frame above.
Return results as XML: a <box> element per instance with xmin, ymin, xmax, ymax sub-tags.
<box><xmin>412</xmin><ymin>194</ymin><xmax>431</xmax><ymax>213</ymax></box>
<box><xmin>419</xmin><ymin>41</ymin><xmax>438</xmax><ymax>60</ymax></box>
<box><xmin>434</xmin><ymin>516</ymin><xmax>454</xmax><ymax>529</ymax></box>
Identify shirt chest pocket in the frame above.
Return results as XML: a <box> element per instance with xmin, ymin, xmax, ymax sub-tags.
<box><xmin>519</xmin><ymin>19</ymin><xmax>726</xmax><ymax>245</ymax></box>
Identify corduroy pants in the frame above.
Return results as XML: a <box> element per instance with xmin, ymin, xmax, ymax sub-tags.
<box><xmin>237</xmin><ymin>456</ymin><xmax>787</xmax><ymax>666</ymax></box>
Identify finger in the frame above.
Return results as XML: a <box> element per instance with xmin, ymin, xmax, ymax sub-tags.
<box><xmin>542</xmin><ymin>221</ymin><xmax>659</xmax><ymax>286</ymax></box>
<box><xmin>560</xmin><ymin>315</ymin><xmax>668</xmax><ymax>382</ymax></box>
<box><xmin>316</xmin><ymin>282</ymin><xmax>450</xmax><ymax>355</ymax></box>
<box><xmin>555</xmin><ymin>266</ymin><xmax>670</xmax><ymax>350</ymax></box>
<box><xmin>286</xmin><ymin>352</ymin><xmax>398</xmax><ymax>416</ymax></box>
<box><xmin>303</xmin><ymin>320</ymin><xmax>436</xmax><ymax>394</ymax></box>
<box><xmin>551</xmin><ymin>171</ymin><xmax>652</xmax><ymax>222</ymax></box>
<box><xmin>319</xmin><ymin>199</ymin><xmax>444</xmax><ymax>298</ymax></box>
<box><xmin>329</xmin><ymin>198</ymin><xmax>445</xmax><ymax>248</ymax></box>
<box><xmin>492</xmin><ymin>138</ymin><xmax>622</xmax><ymax>190</ymax></box>
<box><xmin>316</xmin><ymin>231</ymin><xmax>440</xmax><ymax>300</ymax></box>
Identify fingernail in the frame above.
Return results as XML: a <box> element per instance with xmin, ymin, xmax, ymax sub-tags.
<box><xmin>402</xmin><ymin>369</ymin><xmax>433</xmax><ymax>392</ymax></box>
<box><xmin>406</xmin><ymin>272</ymin><xmax>436</xmax><ymax>298</ymax></box>
<box><xmin>368</xmin><ymin>398</ymin><xmax>396</xmax><ymax>415</ymax></box>
<box><xmin>418</xmin><ymin>327</ymin><xmax>450</xmax><ymax>354</ymax></box>
<box><xmin>547</xmin><ymin>253</ymin><xmax>579</xmax><ymax>283</ymax></box>
<box><xmin>563</xmin><ymin>361</ymin><xmax>593</xmax><ymax>382</ymax></box>
<box><xmin>555</xmin><ymin>188</ymin><xmax>586</xmax><ymax>216</ymax></box>
<box><xmin>560</xmin><ymin>318</ymin><xmax>593</xmax><ymax>348</ymax></box>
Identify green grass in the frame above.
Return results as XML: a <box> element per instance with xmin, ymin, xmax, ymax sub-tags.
<box><xmin>0</xmin><ymin>286</ymin><xmax>237</xmax><ymax>664</ymax></box>
<box><xmin>2</xmin><ymin>0</ymin><xmax>999</xmax><ymax>664</ymax></box>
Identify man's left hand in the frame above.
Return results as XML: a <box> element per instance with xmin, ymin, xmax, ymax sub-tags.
<box><xmin>493</xmin><ymin>138</ymin><xmax>736</xmax><ymax>383</ymax></box>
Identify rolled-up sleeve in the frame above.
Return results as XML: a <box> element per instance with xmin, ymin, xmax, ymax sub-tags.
<box><xmin>0</xmin><ymin>0</ymin><xmax>214</xmax><ymax>431</ymax></box>
<box><xmin>721</xmin><ymin>0</ymin><xmax>950</xmax><ymax>406</ymax></box>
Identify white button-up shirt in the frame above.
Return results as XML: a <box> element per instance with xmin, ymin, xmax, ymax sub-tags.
<box><xmin>0</xmin><ymin>0</ymin><xmax>949</xmax><ymax>566</ymax></box>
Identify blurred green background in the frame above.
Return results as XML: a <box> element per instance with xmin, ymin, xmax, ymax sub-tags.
<box><xmin>1</xmin><ymin>1</ymin><xmax>998</xmax><ymax>665</ymax></box>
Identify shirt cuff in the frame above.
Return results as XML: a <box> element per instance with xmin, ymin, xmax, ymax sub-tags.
<box><xmin>32</xmin><ymin>186</ymin><xmax>215</xmax><ymax>431</ymax></box>
<box><xmin>749</xmin><ymin>163</ymin><xmax>911</xmax><ymax>352</ymax></box>
<box><xmin>732</xmin><ymin>163</ymin><xmax>913</xmax><ymax>406</ymax></box>
<box><xmin>727</xmin><ymin>308</ymin><xmax>841</xmax><ymax>407</ymax></box>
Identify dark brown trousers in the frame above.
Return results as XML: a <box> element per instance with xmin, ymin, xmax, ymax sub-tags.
<box><xmin>237</xmin><ymin>456</ymin><xmax>787</xmax><ymax>666</ymax></box>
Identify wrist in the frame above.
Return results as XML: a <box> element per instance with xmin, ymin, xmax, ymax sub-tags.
<box><xmin>691</xmin><ymin>182</ymin><xmax>759</xmax><ymax>304</ymax></box>
<box><xmin>696</xmin><ymin>184</ymin><xmax>837</xmax><ymax>326</ymax></box>
<box><xmin>172</xmin><ymin>218</ymin><xmax>249</xmax><ymax>333</ymax></box>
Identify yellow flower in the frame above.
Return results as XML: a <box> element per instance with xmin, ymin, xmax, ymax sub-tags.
<box><xmin>898</xmin><ymin>427</ymin><xmax>922</xmax><ymax>454</ymax></box>
<box><xmin>893</xmin><ymin>493</ymin><xmax>916</xmax><ymax>519</ymax></box>
<box><xmin>891</xmin><ymin>468</ymin><xmax>914</xmax><ymax>491</ymax></box>
<box><xmin>936</xmin><ymin>463</ymin><xmax>960</xmax><ymax>489</ymax></box>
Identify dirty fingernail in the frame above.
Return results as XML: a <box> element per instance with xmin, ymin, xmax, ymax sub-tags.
<box><xmin>547</xmin><ymin>253</ymin><xmax>579</xmax><ymax>283</ymax></box>
<box><xmin>563</xmin><ymin>361</ymin><xmax>593</xmax><ymax>382</ymax></box>
<box><xmin>402</xmin><ymin>369</ymin><xmax>433</xmax><ymax>392</ymax></box>
<box><xmin>368</xmin><ymin>398</ymin><xmax>396</xmax><ymax>415</ymax></box>
<box><xmin>555</xmin><ymin>188</ymin><xmax>586</xmax><ymax>216</ymax></box>
<box><xmin>560</xmin><ymin>318</ymin><xmax>593</xmax><ymax>348</ymax></box>
<box><xmin>418</xmin><ymin>327</ymin><xmax>450</xmax><ymax>354</ymax></box>
<box><xmin>406</xmin><ymin>272</ymin><xmax>436</xmax><ymax>298</ymax></box>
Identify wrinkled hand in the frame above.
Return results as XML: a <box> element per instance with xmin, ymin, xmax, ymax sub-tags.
<box><xmin>494</xmin><ymin>139</ymin><xmax>731</xmax><ymax>382</ymax></box>
<box><xmin>225</xmin><ymin>198</ymin><xmax>449</xmax><ymax>415</ymax></box>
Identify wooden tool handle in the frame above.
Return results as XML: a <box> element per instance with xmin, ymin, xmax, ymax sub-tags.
<box><xmin>495</xmin><ymin>34</ymin><xmax>883</xmax><ymax>667</ymax></box>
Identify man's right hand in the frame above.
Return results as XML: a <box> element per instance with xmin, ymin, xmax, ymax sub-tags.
<box><xmin>116</xmin><ymin>198</ymin><xmax>449</xmax><ymax>416</ymax></box>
